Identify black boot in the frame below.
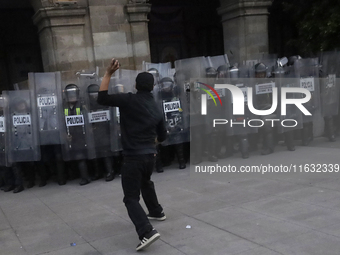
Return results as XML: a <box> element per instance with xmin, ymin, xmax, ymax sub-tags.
<box><xmin>13</xmin><ymin>185</ymin><xmax>24</xmax><ymax>193</ymax></box>
<box><xmin>302</xmin><ymin>122</ymin><xmax>313</xmax><ymax>146</ymax></box>
<box><xmin>239</xmin><ymin>135</ymin><xmax>249</xmax><ymax>159</ymax></box>
<box><xmin>78</xmin><ymin>160</ymin><xmax>90</xmax><ymax>186</ymax></box>
<box><xmin>12</xmin><ymin>163</ymin><xmax>24</xmax><ymax>192</ymax></box>
<box><xmin>248</xmin><ymin>133</ymin><xmax>258</xmax><ymax>152</ymax></box>
<box><xmin>26</xmin><ymin>162</ymin><xmax>36</xmax><ymax>189</ymax></box>
<box><xmin>112</xmin><ymin>153</ymin><xmax>122</xmax><ymax>176</ymax></box>
<box><xmin>90</xmin><ymin>159</ymin><xmax>101</xmax><ymax>181</ymax></box>
<box><xmin>325</xmin><ymin>116</ymin><xmax>336</xmax><ymax>142</ymax></box>
<box><xmin>217</xmin><ymin>134</ymin><xmax>233</xmax><ymax>159</ymax></box>
<box><xmin>2</xmin><ymin>167</ymin><xmax>14</xmax><ymax>191</ymax></box>
<box><xmin>56</xmin><ymin>160</ymin><xmax>66</xmax><ymax>185</ymax></box>
<box><xmin>175</xmin><ymin>143</ymin><xmax>186</xmax><ymax>169</ymax></box>
<box><xmin>3</xmin><ymin>185</ymin><xmax>15</xmax><ymax>192</ymax></box>
<box><xmin>104</xmin><ymin>157</ymin><xmax>115</xmax><ymax>182</ymax></box>
<box><xmin>261</xmin><ymin>129</ymin><xmax>274</xmax><ymax>155</ymax></box>
<box><xmin>37</xmin><ymin>162</ymin><xmax>47</xmax><ymax>187</ymax></box>
<box><xmin>285</xmin><ymin>130</ymin><xmax>295</xmax><ymax>151</ymax></box>
<box><xmin>208</xmin><ymin>130</ymin><xmax>220</xmax><ymax>162</ymax></box>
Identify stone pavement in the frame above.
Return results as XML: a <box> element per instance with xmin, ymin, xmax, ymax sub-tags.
<box><xmin>2</xmin><ymin>137</ymin><xmax>340</xmax><ymax>255</ymax></box>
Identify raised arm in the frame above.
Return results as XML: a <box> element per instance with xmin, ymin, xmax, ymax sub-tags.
<box><xmin>97</xmin><ymin>58</ymin><xmax>122</xmax><ymax>106</ymax></box>
<box><xmin>99</xmin><ymin>58</ymin><xmax>120</xmax><ymax>91</ymax></box>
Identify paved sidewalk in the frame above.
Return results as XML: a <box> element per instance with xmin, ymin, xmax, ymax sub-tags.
<box><xmin>2</xmin><ymin>137</ymin><xmax>340</xmax><ymax>255</ymax></box>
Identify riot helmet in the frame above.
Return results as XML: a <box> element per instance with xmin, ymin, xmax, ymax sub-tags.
<box><xmin>254</xmin><ymin>62</ymin><xmax>267</xmax><ymax>78</ymax></box>
<box><xmin>217</xmin><ymin>65</ymin><xmax>229</xmax><ymax>78</ymax></box>
<box><xmin>12</xmin><ymin>97</ymin><xmax>28</xmax><ymax>114</ymax></box>
<box><xmin>272</xmin><ymin>57</ymin><xmax>287</xmax><ymax>77</ymax></box>
<box><xmin>174</xmin><ymin>71</ymin><xmax>189</xmax><ymax>92</ymax></box>
<box><xmin>288</xmin><ymin>55</ymin><xmax>302</xmax><ymax>66</ymax></box>
<box><xmin>160</xmin><ymin>77</ymin><xmax>174</xmax><ymax>93</ymax></box>
<box><xmin>271</xmin><ymin>66</ymin><xmax>286</xmax><ymax>78</ymax></box>
<box><xmin>87</xmin><ymin>84</ymin><xmax>99</xmax><ymax>101</ymax></box>
<box><xmin>205</xmin><ymin>67</ymin><xmax>217</xmax><ymax>78</ymax></box>
<box><xmin>147</xmin><ymin>68</ymin><xmax>160</xmax><ymax>85</ymax></box>
<box><xmin>228</xmin><ymin>66</ymin><xmax>240</xmax><ymax>79</ymax></box>
<box><xmin>64</xmin><ymin>84</ymin><xmax>80</xmax><ymax>103</ymax></box>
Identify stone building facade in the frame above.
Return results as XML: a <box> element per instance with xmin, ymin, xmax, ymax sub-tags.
<box><xmin>1</xmin><ymin>0</ymin><xmax>272</xmax><ymax>89</ymax></box>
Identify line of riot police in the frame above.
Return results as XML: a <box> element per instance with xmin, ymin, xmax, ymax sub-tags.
<box><xmin>1</xmin><ymin>51</ymin><xmax>339</xmax><ymax>193</ymax></box>
<box><xmin>0</xmin><ymin>70</ymin><xmax>129</xmax><ymax>193</ymax></box>
<box><xmin>152</xmin><ymin>52</ymin><xmax>340</xmax><ymax>165</ymax></box>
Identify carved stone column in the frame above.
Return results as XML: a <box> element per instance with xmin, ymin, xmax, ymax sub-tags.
<box><xmin>126</xmin><ymin>2</ymin><xmax>152</xmax><ymax>70</ymax></box>
<box><xmin>218</xmin><ymin>0</ymin><xmax>272</xmax><ymax>64</ymax></box>
<box><xmin>32</xmin><ymin>6</ymin><xmax>90</xmax><ymax>72</ymax></box>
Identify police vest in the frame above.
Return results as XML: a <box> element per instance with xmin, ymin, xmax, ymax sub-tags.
<box><xmin>64</xmin><ymin>108</ymin><xmax>81</xmax><ymax>116</ymax></box>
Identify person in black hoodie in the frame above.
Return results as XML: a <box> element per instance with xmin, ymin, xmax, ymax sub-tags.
<box><xmin>97</xmin><ymin>58</ymin><xmax>167</xmax><ymax>251</ymax></box>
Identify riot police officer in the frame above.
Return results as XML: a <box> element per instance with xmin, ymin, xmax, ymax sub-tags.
<box><xmin>158</xmin><ymin>77</ymin><xmax>186</xmax><ymax>169</ymax></box>
<box><xmin>63</xmin><ymin>84</ymin><xmax>91</xmax><ymax>185</ymax></box>
<box><xmin>290</xmin><ymin>57</ymin><xmax>320</xmax><ymax>146</ymax></box>
<box><xmin>86</xmin><ymin>84</ymin><xmax>116</xmax><ymax>181</ymax></box>
<box><xmin>254</xmin><ymin>62</ymin><xmax>276</xmax><ymax>155</ymax></box>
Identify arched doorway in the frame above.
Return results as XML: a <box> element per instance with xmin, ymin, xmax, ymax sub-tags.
<box><xmin>0</xmin><ymin>0</ymin><xmax>43</xmax><ymax>91</ymax></box>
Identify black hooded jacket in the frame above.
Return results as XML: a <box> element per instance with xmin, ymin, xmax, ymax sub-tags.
<box><xmin>97</xmin><ymin>90</ymin><xmax>167</xmax><ymax>155</ymax></box>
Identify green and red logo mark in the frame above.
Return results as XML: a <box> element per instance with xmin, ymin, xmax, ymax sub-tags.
<box><xmin>197</xmin><ymin>82</ymin><xmax>222</xmax><ymax>106</ymax></box>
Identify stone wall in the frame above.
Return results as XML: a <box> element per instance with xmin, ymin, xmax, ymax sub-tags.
<box><xmin>218</xmin><ymin>0</ymin><xmax>272</xmax><ymax>64</ymax></box>
<box><xmin>30</xmin><ymin>0</ymin><xmax>151</xmax><ymax>75</ymax></box>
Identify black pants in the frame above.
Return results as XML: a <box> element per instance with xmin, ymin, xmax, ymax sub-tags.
<box><xmin>121</xmin><ymin>154</ymin><xmax>163</xmax><ymax>240</ymax></box>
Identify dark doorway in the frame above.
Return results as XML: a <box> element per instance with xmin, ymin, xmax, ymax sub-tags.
<box><xmin>148</xmin><ymin>0</ymin><xmax>224</xmax><ymax>67</ymax></box>
<box><xmin>0</xmin><ymin>1</ymin><xmax>43</xmax><ymax>91</ymax></box>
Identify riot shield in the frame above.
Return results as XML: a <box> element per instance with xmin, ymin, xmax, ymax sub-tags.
<box><xmin>246</xmin><ymin>53</ymin><xmax>278</xmax><ymax>67</ymax></box>
<box><xmin>156</xmin><ymin>77</ymin><xmax>189</xmax><ymax>146</ymax></box>
<box><xmin>274</xmin><ymin>67</ymin><xmax>303</xmax><ymax>133</ymax></box>
<box><xmin>28</xmin><ymin>72</ymin><xmax>63</xmax><ymax>145</ymax></box>
<box><xmin>174</xmin><ymin>56</ymin><xmax>207</xmax><ymax>127</ymax></box>
<box><xmin>0</xmin><ymin>96</ymin><xmax>8</xmax><ymax>166</ymax></box>
<box><xmin>3</xmin><ymin>90</ymin><xmax>40</xmax><ymax>163</ymax></box>
<box><xmin>206</xmin><ymin>54</ymin><xmax>229</xmax><ymax>69</ymax></box>
<box><xmin>59</xmin><ymin>71</ymin><xmax>92</xmax><ymax>161</ymax></box>
<box><xmin>107</xmin><ymin>69</ymin><xmax>138</xmax><ymax>152</ymax></box>
<box><xmin>80</xmin><ymin>74</ymin><xmax>114</xmax><ymax>159</ymax></box>
<box><xmin>319</xmin><ymin>52</ymin><xmax>339</xmax><ymax>117</ymax></box>
<box><xmin>228</xmin><ymin>77</ymin><xmax>258</xmax><ymax>135</ymax></box>
<box><xmin>294</xmin><ymin>58</ymin><xmax>321</xmax><ymax>122</ymax></box>
<box><xmin>143</xmin><ymin>62</ymin><xmax>172</xmax><ymax>85</ymax></box>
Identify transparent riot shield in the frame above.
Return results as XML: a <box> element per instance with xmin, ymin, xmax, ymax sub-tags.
<box><xmin>251</xmin><ymin>76</ymin><xmax>279</xmax><ymax>124</ymax></box>
<box><xmin>294</xmin><ymin>58</ymin><xmax>321</xmax><ymax>123</ymax></box>
<box><xmin>174</xmin><ymin>56</ymin><xmax>207</xmax><ymax>127</ymax></box>
<box><xmin>59</xmin><ymin>71</ymin><xmax>92</xmax><ymax>161</ymax></box>
<box><xmin>28</xmin><ymin>72</ymin><xmax>63</xmax><ymax>145</ymax></box>
<box><xmin>246</xmin><ymin>53</ymin><xmax>278</xmax><ymax>66</ymax></box>
<box><xmin>228</xmin><ymin>77</ymin><xmax>258</xmax><ymax>135</ymax></box>
<box><xmin>175</xmin><ymin>57</ymin><xmax>207</xmax><ymax>162</ymax></box>
<box><xmin>206</xmin><ymin>54</ymin><xmax>229</xmax><ymax>69</ymax></box>
<box><xmin>142</xmin><ymin>61</ymin><xmax>171</xmax><ymax>81</ymax></box>
<box><xmin>199</xmin><ymin>77</ymin><xmax>233</xmax><ymax>134</ymax></box>
<box><xmin>3</xmin><ymin>90</ymin><xmax>40</xmax><ymax>163</ymax></box>
<box><xmin>274</xmin><ymin>67</ymin><xmax>303</xmax><ymax>133</ymax></box>
<box><xmin>143</xmin><ymin>62</ymin><xmax>172</xmax><ymax>103</ymax></box>
<box><xmin>0</xmin><ymin>96</ymin><xmax>8</xmax><ymax>166</ymax></box>
<box><xmin>80</xmin><ymin>74</ymin><xmax>114</xmax><ymax>159</ymax></box>
<box><xmin>107</xmin><ymin>69</ymin><xmax>138</xmax><ymax>152</ymax></box>
<box><xmin>157</xmin><ymin>76</ymin><xmax>189</xmax><ymax>146</ymax></box>
<box><xmin>319</xmin><ymin>52</ymin><xmax>339</xmax><ymax>117</ymax></box>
